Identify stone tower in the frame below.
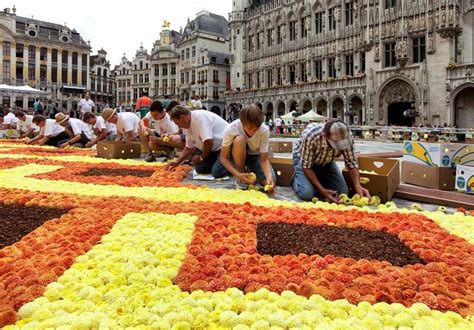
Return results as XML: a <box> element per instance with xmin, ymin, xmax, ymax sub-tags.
<box><xmin>229</xmin><ymin>0</ymin><xmax>249</xmax><ymax>90</ymax></box>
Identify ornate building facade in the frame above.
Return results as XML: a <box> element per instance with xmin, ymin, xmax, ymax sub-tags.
<box><xmin>89</xmin><ymin>48</ymin><xmax>115</xmax><ymax>109</ymax></box>
<box><xmin>178</xmin><ymin>11</ymin><xmax>231</xmax><ymax>117</ymax></box>
<box><xmin>227</xmin><ymin>0</ymin><xmax>474</xmax><ymax>128</ymax></box>
<box><xmin>150</xmin><ymin>22</ymin><xmax>181</xmax><ymax>102</ymax></box>
<box><xmin>131</xmin><ymin>45</ymin><xmax>150</xmax><ymax>103</ymax></box>
<box><xmin>114</xmin><ymin>54</ymin><xmax>133</xmax><ymax>108</ymax></box>
<box><xmin>0</xmin><ymin>6</ymin><xmax>91</xmax><ymax>111</ymax></box>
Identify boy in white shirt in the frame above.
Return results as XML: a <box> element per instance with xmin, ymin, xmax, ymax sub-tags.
<box><xmin>166</xmin><ymin>106</ymin><xmax>229</xmax><ymax>176</ymax></box>
<box><xmin>101</xmin><ymin>108</ymin><xmax>139</xmax><ymax>141</ymax></box>
<box><xmin>29</xmin><ymin>115</ymin><xmax>70</xmax><ymax>146</ymax></box>
<box><xmin>139</xmin><ymin>101</ymin><xmax>185</xmax><ymax>162</ymax></box>
<box><xmin>2</xmin><ymin>108</ymin><xmax>18</xmax><ymax>129</ymax></box>
<box><xmin>15</xmin><ymin>111</ymin><xmax>39</xmax><ymax>138</ymax></box>
<box><xmin>220</xmin><ymin>104</ymin><xmax>276</xmax><ymax>191</ymax></box>
<box><xmin>82</xmin><ymin>112</ymin><xmax>117</xmax><ymax>147</ymax></box>
<box><xmin>55</xmin><ymin>113</ymin><xmax>93</xmax><ymax>148</ymax></box>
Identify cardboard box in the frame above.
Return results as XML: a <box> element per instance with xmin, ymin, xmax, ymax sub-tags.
<box><xmin>270</xmin><ymin>155</ymin><xmax>294</xmax><ymax>187</ymax></box>
<box><xmin>455</xmin><ymin>165</ymin><xmax>474</xmax><ymax>194</ymax></box>
<box><xmin>402</xmin><ymin>161</ymin><xmax>456</xmax><ymax>191</ymax></box>
<box><xmin>343</xmin><ymin>157</ymin><xmax>400</xmax><ymax>202</ymax></box>
<box><xmin>97</xmin><ymin>141</ymin><xmax>142</xmax><ymax>159</ymax></box>
<box><xmin>269</xmin><ymin>140</ymin><xmax>293</xmax><ymax>153</ymax></box>
<box><xmin>403</xmin><ymin>142</ymin><xmax>474</xmax><ymax>168</ymax></box>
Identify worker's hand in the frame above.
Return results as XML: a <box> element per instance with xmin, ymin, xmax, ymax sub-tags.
<box><xmin>321</xmin><ymin>189</ymin><xmax>340</xmax><ymax>204</ymax></box>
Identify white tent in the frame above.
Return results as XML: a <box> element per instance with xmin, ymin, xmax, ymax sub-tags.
<box><xmin>0</xmin><ymin>84</ymin><xmax>48</xmax><ymax>96</ymax></box>
<box><xmin>280</xmin><ymin>111</ymin><xmax>296</xmax><ymax>124</ymax></box>
<box><xmin>296</xmin><ymin>110</ymin><xmax>327</xmax><ymax>122</ymax></box>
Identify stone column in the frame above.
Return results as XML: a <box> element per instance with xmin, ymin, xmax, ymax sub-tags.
<box><xmin>77</xmin><ymin>53</ymin><xmax>82</xmax><ymax>86</ymax></box>
<box><xmin>67</xmin><ymin>52</ymin><xmax>72</xmax><ymax>85</ymax></box>
<box><xmin>23</xmin><ymin>44</ymin><xmax>28</xmax><ymax>82</ymax></box>
<box><xmin>10</xmin><ymin>43</ymin><xmax>16</xmax><ymax>84</ymax></box>
<box><xmin>35</xmin><ymin>47</ymin><xmax>41</xmax><ymax>87</ymax></box>
<box><xmin>46</xmin><ymin>48</ymin><xmax>52</xmax><ymax>82</ymax></box>
<box><xmin>57</xmin><ymin>50</ymin><xmax>62</xmax><ymax>84</ymax></box>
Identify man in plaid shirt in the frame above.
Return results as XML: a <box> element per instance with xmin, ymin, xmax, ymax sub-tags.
<box><xmin>292</xmin><ymin>120</ymin><xmax>370</xmax><ymax>203</ymax></box>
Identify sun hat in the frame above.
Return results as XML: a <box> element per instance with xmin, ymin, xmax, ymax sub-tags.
<box><xmin>326</xmin><ymin>120</ymin><xmax>353</xmax><ymax>151</ymax></box>
<box><xmin>55</xmin><ymin>113</ymin><xmax>69</xmax><ymax>124</ymax></box>
<box><xmin>101</xmin><ymin>108</ymin><xmax>116</xmax><ymax>122</ymax></box>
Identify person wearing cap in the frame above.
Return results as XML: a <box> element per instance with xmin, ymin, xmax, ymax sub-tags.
<box><xmin>165</xmin><ymin>105</ymin><xmax>229</xmax><ymax>176</ymax></box>
<box><xmin>101</xmin><ymin>108</ymin><xmax>140</xmax><ymax>142</ymax></box>
<box><xmin>139</xmin><ymin>101</ymin><xmax>185</xmax><ymax>162</ymax></box>
<box><xmin>136</xmin><ymin>91</ymin><xmax>152</xmax><ymax>118</ymax></box>
<box><xmin>292</xmin><ymin>120</ymin><xmax>370</xmax><ymax>203</ymax></box>
<box><xmin>15</xmin><ymin>110</ymin><xmax>39</xmax><ymax>138</ymax></box>
<box><xmin>55</xmin><ymin>113</ymin><xmax>93</xmax><ymax>148</ymax></box>
<box><xmin>82</xmin><ymin>112</ymin><xmax>117</xmax><ymax>147</ymax></box>
<box><xmin>28</xmin><ymin>115</ymin><xmax>71</xmax><ymax>146</ymax></box>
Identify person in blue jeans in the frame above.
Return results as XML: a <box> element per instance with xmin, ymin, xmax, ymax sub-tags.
<box><xmin>218</xmin><ymin>104</ymin><xmax>276</xmax><ymax>192</ymax></box>
<box><xmin>292</xmin><ymin>120</ymin><xmax>370</xmax><ymax>203</ymax></box>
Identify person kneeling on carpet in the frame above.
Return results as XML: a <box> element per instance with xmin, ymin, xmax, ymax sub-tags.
<box><xmin>165</xmin><ymin>105</ymin><xmax>228</xmax><ymax>176</ymax></box>
<box><xmin>139</xmin><ymin>101</ymin><xmax>185</xmax><ymax>162</ymax></box>
<box><xmin>56</xmin><ymin>113</ymin><xmax>93</xmax><ymax>148</ymax></box>
<box><xmin>101</xmin><ymin>108</ymin><xmax>140</xmax><ymax>142</ymax></box>
<box><xmin>82</xmin><ymin>112</ymin><xmax>117</xmax><ymax>147</ymax></box>
<box><xmin>219</xmin><ymin>104</ymin><xmax>276</xmax><ymax>192</ymax></box>
<box><xmin>28</xmin><ymin>115</ymin><xmax>71</xmax><ymax>147</ymax></box>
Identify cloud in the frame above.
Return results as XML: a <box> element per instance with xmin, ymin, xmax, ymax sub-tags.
<box><xmin>9</xmin><ymin>0</ymin><xmax>231</xmax><ymax>65</ymax></box>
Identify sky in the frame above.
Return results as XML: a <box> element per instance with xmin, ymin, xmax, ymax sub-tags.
<box><xmin>10</xmin><ymin>0</ymin><xmax>232</xmax><ymax>66</ymax></box>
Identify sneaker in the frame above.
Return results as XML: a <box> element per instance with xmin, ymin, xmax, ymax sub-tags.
<box><xmin>235</xmin><ymin>180</ymin><xmax>249</xmax><ymax>190</ymax></box>
<box><xmin>144</xmin><ymin>154</ymin><xmax>156</xmax><ymax>162</ymax></box>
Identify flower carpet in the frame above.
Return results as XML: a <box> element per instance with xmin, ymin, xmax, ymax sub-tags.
<box><xmin>0</xmin><ymin>142</ymin><xmax>473</xmax><ymax>329</ymax></box>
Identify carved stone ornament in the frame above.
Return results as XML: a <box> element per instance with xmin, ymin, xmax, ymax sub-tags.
<box><xmin>374</xmin><ymin>44</ymin><xmax>380</xmax><ymax>62</ymax></box>
<box><xmin>380</xmin><ymin>80</ymin><xmax>416</xmax><ymax>107</ymax></box>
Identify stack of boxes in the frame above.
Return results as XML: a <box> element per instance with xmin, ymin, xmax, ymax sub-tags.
<box><xmin>269</xmin><ymin>140</ymin><xmax>294</xmax><ymax>187</ymax></box>
<box><xmin>402</xmin><ymin>141</ymin><xmax>474</xmax><ymax>192</ymax></box>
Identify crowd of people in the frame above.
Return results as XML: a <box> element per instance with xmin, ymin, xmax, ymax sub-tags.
<box><xmin>0</xmin><ymin>93</ymin><xmax>372</xmax><ymax>202</ymax></box>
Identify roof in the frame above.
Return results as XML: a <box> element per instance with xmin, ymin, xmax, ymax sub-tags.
<box><xmin>181</xmin><ymin>11</ymin><xmax>229</xmax><ymax>41</ymax></box>
<box><xmin>15</xmin><ymin>16</ymin><xmax>87</xmax><ymax>45</ymax></box>
<box><xmin>207</xmin><ymin>51</ymin><xmax>229</xmax><ymax>65</ymax></box>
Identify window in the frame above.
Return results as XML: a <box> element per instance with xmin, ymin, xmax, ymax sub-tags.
<box><xmin>171</xmin><ymin>63</ymin><xmax>176</xmax><ymax>75</ymax></box>
<box><xmin>213</xmin><ymin>70</ymin><xmax>219</xmax><ymax>82</ymax></box>
<box><xmin>192</xmin><ymin>46</ymin><xmax>196</xmax><ymax>57</ymax></box>
<box><xmin>16</xmin><ymin>44</ymin><xmax>24</xmax><ymax>58</ymax></box>
<box><xmin>154</xmin><ymin>65</ymin><xmax>159</xmax><ymax>76</ymax></box>
<box><xmin>345</xmin><ymin>54</ymin><xmax>354</xmax><ymax>76</ymax></box>
<box><xmin>181</xmin><ymin>50</ymin><xmax>185</xmax><ymax>59</ymax></box>
<box><xmin>16</xmin><ymin>63</ymin><xmax>23</xmax><ymax>80</ymax></box>
<box><xmin>181</xmin><ymin>72</ymin><xmax>185</xmax><ymax>84</ymax></box>
<box><xmin>28</xmin><ymin>63</ymin><xmax>35</xmax><ymax>81</ymax></box>
<box><xmin>28</xmin><ymin>46</ymin><xmax>36</xmax><ymax>62</ymax></box>
<box><xmin>300</xmin><ymin>63</ymin><xmax>307</xmax><ymax>82</ymax></box>
<box><xmin>211</xmin><ymin>56</ymin><xmax>217</xmax><ymax>64</ymax></box>
<box><xmin>300</xmin><ymin>17</ymin><xmax>308</xmax><ymax>39</ymax></box>
<box><xmin>162</xmin><ymin>79</ymin><xmax>168</xmax><ymax>95</ymax></box>
<box><xmin>72</xmin><ymin>52</ymin><xmax>78</xmax><ymax>66</ymax></box>
<box><xmin>185</xmin><ymin>71</ymin><xmax>189</xmax><ymax>84</ymax></box>
<box><xmin>328</xmin><ymin>58</ymin><xmax>336</xmax><ymax>78</ymax></box>
<box><xmin>315</xmin><ymin>12</ymin><xmax>323</xmax><ymax>34</ymax></box>
<box><xmin>171</xmin><ymin>79</ymin><xmax>176</xmax><ymax>95</ymax></box>
<box><xmin>61</xmin><ymin>68</ymin><xmax>67</xmax><ymax>83</ymax></box>
<box><xmin>40</xmin><ymin>65</ymin><xmax>47</xmax><ymax>82</ymax></box>
<box><xmin>247</xmin><ymin>73</ymin><xmax>252</xmax><ymax>88</ymax></box>
<box><xmin>40</xmin><ymin>47</ymin><xmax>47</xmax><ymax>61</ymax></box>
<box><xmin>345</xmin><ymin>2</ymin><xmax>354</xmax><ymax>26</ymax></box>
<box><xmin>52</xmin><ymin>49</ymin><xmax>58</xmax><ymax>63</ymax></box>
<box><xmin>82</xmin><ymin>54</ymin><xmax>88</xmax><ymax>67</ymax></box>
<box><xmin>62</xmin><ymin>51</ymin><xmax>68</xmax><ymax>65</ymax></box>
<box><xmin>277</xmin><ymin>26</ymin><xmax>283</xmax><ymax>44</ymax></box>
<box><xmin>384</xmin><ymin>42</ymin><xmax>396</xmax><ymax>67</ymax></box>
<box><xmin>385</xmin><ymin>0</ymin><xmax>396</xmax><ymax>9</ymax></box>
<box><xmin>52</xmin><ymin>67</ymin><xmax>57</xmax><ymax>83</ymax></box>
<box><xmin>256</xmin><ymin>33</ymin><xmax>260</xmax><ymax>50</ymax></box>
<box><xmin>162</xmin><ymin>64</ymin><xmax>168</xmax><ymax>76</ymax></box>
<box><xmin>413</xmin><ymin>36</ymin><xmax>426</xmax><ymax>63</ymax></box>
<box><xmin>248</xmin><ymin>35</ymin><xmax>254</xmax><ymax>51</ymax></box>
<box><xmin>267</xmin><ymin>28</ymin><xmax>274</xmax><ymax>47</ymax></box>
<box><xmin>267</xmin><ymin>69</ymin><xmax>273</xmax><ymax>87</ymax></box>
<box><xmin>3</xmin><ymin>41</ymin><xmax>10</xmax><ymax>55</ymax></box>
<box><xmin>328</xmin><ymin>8</ymin><xmax>336</xmax><ymax>31</ymax></box>
<box><xmin>2</xmin><ymin>60</ymin><xmax>10</xmax><ymax>81</ymax></box>
<box><xmin>314</xmin><ymin>59</ymin><xmax>322</xmax><ymax>80</ymax></box>
<box><xmin>192</xmin><ymin>70</ymin><xmax>196</xmax><ymax>84</ymax></box>
<box><xmin>139</xmin><ymin>74</ymin><xmax>143</xmax><ymax>84</ymax></box>
<box><xmin>133</xmin><ymin>89</ymin><xmax>138</xmax><ymax>101</ymax></box>
<box><xmin>72</xmin><ymin>69</ymin><xmax>77</xmax><ymax>85</ymax></box>
<box><xmin>289</xmin><ymin>65</ymin><xmax>296</xmax><ymax>84</ymax></box>
<box><xmin>186</xmin><ymin>48</ymin><xmax>190</xmax><ymax>59</ymax></box>
<box><xmin>213</xmin><ymin>87</ymin><xmax>219</xmax><ymax>98</ymax></box>
<box><xmin>289</xmin><ymin>20</ymin><xmax>297</xmax><ymax>41</ymax></box>
<box><xmin>277</xmin><ymin>67</ymin><xmax>282</xmax><ymax>85</ymax></box>
<box><xmin>360</xmin><ymin>52</ymin><xmax>366</xmax><ymax>72</ymax></box>
<box><xmin>256</xmin><ymin>72</ymin><xmax>261</xmax><ymax>88</ymax></box>
<box><xmin>145</xmin><ymin>73</ymin><xmax>149</xmax><ymax>83</ymax></box>
<box><xmin>133</xmin><ymin>75</ymin><xmax>137</xmax><ymax>84</ymax></box>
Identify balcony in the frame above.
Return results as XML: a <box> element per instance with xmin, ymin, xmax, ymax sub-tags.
<box><xmin>226</xmin><ymin>75</ymin><xmax>367</xmax><ymax>100</ymax></box>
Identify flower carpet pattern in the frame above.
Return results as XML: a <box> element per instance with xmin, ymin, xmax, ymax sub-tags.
<box><xmin>0</xmin><ymin>142</ymin><xmax>473</xmax><ymax>329</ymax></box>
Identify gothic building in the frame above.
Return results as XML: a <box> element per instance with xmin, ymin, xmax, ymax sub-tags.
<box><xmin>0</xmin><ymin>6</ymin><xmax>91</xmax><ymax>111</ymax></box>
<box><xmin>227</xmin><ymin>0</ymin><xmax>474</xmax><ymax>128</ymax></box>
<box><xmin>89</xmin><ymin>48</ymin><xmax>114</xmax><ymax>108</ymax></box>
<box><xmin>113</xmin><ymin>54</ymin><xmax>133</xmax><ymax>108</ymax></box>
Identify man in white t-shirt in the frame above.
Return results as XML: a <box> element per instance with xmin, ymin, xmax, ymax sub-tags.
<box><xmin>274</xmin><ymin>116</ymin><xmax>283</xmax><ymax>134</ymax></box>
<box><xmin>2</xmin><ymin>108</ymin><xmax>18</xmax><ymax>129</ymax></box>
<box><xmin>15</xmin><ymin>110</ymin><xmax>39</xmax><ymax>138</ymax></box>
<box><xmin>166</xmin><ymin>106</ymin><xmax>229</xmax><ymax>176</ymax></box>
<box><xmin>54</xmin><ymin>113</ymin><xmax>93</xmax><ymax>148</ymax></box>
<box><xmin>139</xmin><ymin>101</ymin><xmax>185</xmax><ymax>162</ymax></box>
<box><xmin>220</xmin><ymin>104</ymin><xmax>276</xmax><ymax>191</ymax></box>
<box><xmin>82</xmin><ymin>112</ymin><xmax>117</xmax><ymax>147</ymax></box>
<box><xmin>101</xmin><ymin>108</ymin><xmax>140</xmax><ymax>141</ymax></box>
<box><xmin>28</xmin><ymin>115</ymin><xmax>70</xmax><ymax>146</ymax></box>
<box><xmin>78</xmin><ymin>93</ymin><xmax>95</xmax><ymax>116</ymax></box>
